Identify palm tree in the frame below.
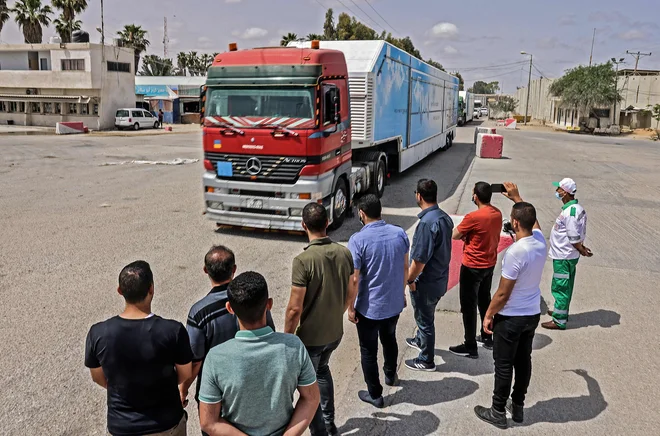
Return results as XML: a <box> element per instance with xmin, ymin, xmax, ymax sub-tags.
<box><xmin>51</xmin><ymin>0</ymin><xmax>86</xmax><ymax>42</ymax></box>
<box><xmin>139</xmin><ymin>55</ymin><xmax>175</xmax><ymax>76</ymax></box>
<box><xmin>117</xmin><ymin>24</ymin><xmax>150</xmax><ymax>75</ymax></box>
<box><xmin>199</xmin><ymin>53</ymin><xmax>213</xmax><ymax>73</ymax></box>
<box><xmin>54</xmin><ymin>15</ymin><xmax>81</xmax><ymax>42</ymax></box>
<box><xmin>11</xmin><ymin>0</ymin><xmax>53</xmax><ymax>44</ymax></box>
<box><xmin>306</xmin><ymin>33</ymin><xmax>323</xmax><ymax>41</ymax></box>
<box><xmin>176</xmin><ymin>51</ymin><xmax>188</xmax><ymax>76</ymax></box>
<box><xmin>0</xmin><ymin>0</ymin><xmax>10</xmax><ymax>39</ymax></box>
<box><xmin>280</xmin><ymin>32</ymin><xmax>298</xmax><ymax>47</ymax></box>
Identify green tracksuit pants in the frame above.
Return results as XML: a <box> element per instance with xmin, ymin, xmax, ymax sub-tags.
<box><xmin>551</xmin><ymin>258</ymin><xmax>579</xmax><ymax>329</ymax></box>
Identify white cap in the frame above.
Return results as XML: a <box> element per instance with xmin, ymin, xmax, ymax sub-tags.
<box><xmin>552</xmin><ymin>178</ymin><xmax>577</xmax><ymax>195</ymax></box>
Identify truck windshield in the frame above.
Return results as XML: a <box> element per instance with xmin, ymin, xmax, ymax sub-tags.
<box><xmin>205</xmin><ymin>87</ymin><xmax>315</xmax><ymax>128</ymax></box>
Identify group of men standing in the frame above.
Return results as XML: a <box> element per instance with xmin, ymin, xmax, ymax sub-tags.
<box><xmin>84</xmin><ymin>176</ymin><xmax>591</xmax><ymax>435</ymax></box>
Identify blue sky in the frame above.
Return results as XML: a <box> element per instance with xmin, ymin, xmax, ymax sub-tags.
<box><xmin>1</xmin><ymin>0</ymin><xmax>658</xmax><ymax>93</ymax></box>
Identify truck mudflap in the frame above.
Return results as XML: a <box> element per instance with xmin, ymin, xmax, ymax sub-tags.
<box><xmin>202</xmin><ymin>171</ymin><xmax>335</xmax><ymax>231</ymax></box>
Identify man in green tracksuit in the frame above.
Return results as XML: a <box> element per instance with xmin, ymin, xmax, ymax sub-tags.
<box><xmin>542</xmin><ymin>178</ymin><xmax>593</xmax><ymax>330</ymax></box>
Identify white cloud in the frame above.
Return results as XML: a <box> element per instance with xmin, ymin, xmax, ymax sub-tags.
<box><xmin>430</xmin><ymin>22</ymin><xmax>458</xmax><ymax>39</ymax></box>
<box><xmin>197</xmin><ymin>36</ymin><xmax>212</xmax><ymax>49</ymax></box>
<box><xmin>241</xmin><ymin>27</ymin><xmax>269</xmax><ymax>40</ymax></box>
<box><xmin>619</xmin><ymin>30</ymin><xmax>645</xmax><ymax>41</ymax></box>
<box><xmin>226</xmin><ymin>0</ymin><xmax>243</xmax><ymax>3</ymax></box>
<box><xmin>444</xmin><ymin>45</ymin><xmax>458</xmax><ymax>55</ymax></box>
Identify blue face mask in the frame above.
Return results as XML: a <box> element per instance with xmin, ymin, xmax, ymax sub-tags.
<box><xmin>555</xmin><ymin>192</ymin><xmax>563</xmax><ymax>200</ymax></box>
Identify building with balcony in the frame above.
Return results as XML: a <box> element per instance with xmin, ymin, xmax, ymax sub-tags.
<box><xmin>0</xmin><ymin>43</ymin><xmax>135</xmax><ymax>130</ymax></box>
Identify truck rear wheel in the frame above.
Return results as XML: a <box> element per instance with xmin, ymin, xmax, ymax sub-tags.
<box><xmin>367</xmin><ymin>159</ymin><xmax>386</xmax><ymax>198</ymax></box>
<box><xmin>329</xmin><ymin>178</ymin><xmax>348</xmax><ymax>230</ymax></box>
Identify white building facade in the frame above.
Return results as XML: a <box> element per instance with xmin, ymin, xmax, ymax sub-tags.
<box><xmin>0</xmin><ymin>43</ymin><xmax>135</xmax><ymax>130</ymax></box>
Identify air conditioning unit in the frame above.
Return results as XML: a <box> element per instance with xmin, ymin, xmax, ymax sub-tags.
<box><xmin>26</xmin><ymin>88</ymin><xmax>38</xmax><ymax>95</ymax></box>
<box><xmin>49</xmin><ymin>36</ymin><xmax>62</xmax><ymax>44</ymax></box>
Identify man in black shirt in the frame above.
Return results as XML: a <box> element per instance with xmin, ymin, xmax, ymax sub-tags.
<box><xmin>181</xmin><ymin>246</ymin><xmax>274</xmax><ymax>435</ymax></box>
<box><xmin>85</xmin><ymin>261</ymin><xmax>193</xmax><ymax>436</ymax></box>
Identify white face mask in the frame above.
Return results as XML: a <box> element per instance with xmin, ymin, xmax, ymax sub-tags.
<box><xmin>555</xmin><ymin>192</ymin><xmax>563</xmax><ymax>200</ymax></box>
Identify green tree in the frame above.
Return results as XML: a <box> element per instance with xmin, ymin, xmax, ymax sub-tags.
<box><xmin>117</xmin><ymin>24</ymin><xmax>150</xmax><ymax>75</ymax></box>
<box><xmin>0</xmin><ymin>0</ymin><xmax>10</xmax><ymax>38</ymax></box>
<box><xmin>425</xmin><ymin>59</ymin><xmax>444</xmax><ymax>72</ymax></box>
<box><xmin>306</xmin><ymin>33</ymin><xmax>323</xmax><ymax>41</ymax></box>
<box><xmin>53</xmin><ymin>15</ymin><xmax>80</xmax><ymax>42</ymax></box>
<box><xmin>280</xmin><ymin>32</ymin><xmax>298</xmax><ymax>47</ymax></box>
<box><xmin>139</xmin><ymin>55</ymin><xmax>175</xmax><ymax>76</ymax></box>
<box><xmin>336</xmin><ymin>13</ymin><xmax>353</xmax><ymax>40</ymax></box>
<box><xmin>491</xmin><ymin>96</ymin><xmax>517</xmax><ymax>117</ymax></box>
<box><xmin>469</xmin><ymin>80</ymin><xmax>500</xmax><ymax>94</ymax></box>
<box><xmin>51</xmin><ymin>0</ymin><xmax>87</xmax><ymax>42</ymax></box>
<box><xmin>323</xmin><ymin>8</ymin><xmax>336</xmax><ymax>40</ymax></box>
<box><xmin>549</xmin><ymin>62</ymin><xmax>621</xmax><ymax>118</ymax></box>
<box><xmin>452</xmin><ymin>71</ymin><xmax>464</xmax><ymax>91</ymax></box>
<box><xmin>176</xmin><ymin>51</ymin><xmax>188</xmax><ymax>76</ymax></box>
<box><xmin>11</xmin><ymin>0</ymin><xmax>53</xmax><ymax>44</ymax></box>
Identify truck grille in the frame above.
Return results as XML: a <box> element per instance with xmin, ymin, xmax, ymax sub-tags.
<box><xmin>205</xmin><ymin>152</ymin><xmax>307</xmax><ymax>184</ymax></box>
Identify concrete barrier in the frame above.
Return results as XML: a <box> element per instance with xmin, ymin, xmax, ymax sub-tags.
<box><xmin>476</xmin><ymin>133</ymin><xmax>504</xmax><ymax>159</ymax></box>
<box><xmin>505</xmin><ymin>118</ymin><xmax>517</xmax><ymax>129</ymax></box>
<box><xmin>474</xmin><ymin>126</ymin><xmax>497</xmax><ymax>144</ymax></box>
<box><xmin>56</xmin><ymin>122</ymin><xmax>86</xmax><ymax>135</ymax></box>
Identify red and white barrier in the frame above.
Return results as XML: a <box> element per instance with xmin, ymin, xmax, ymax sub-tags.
<box><xmin>505</xmin><ymin>118</ymin><xmax>517</xmax><ymax>129</ymax></box>
<box><xmin>473</xmin><ymin>126</ymin><xmax>497</xmax><ymax>144</ymax></box>
<box><xmin>476</xmin><ymin>133</ymin><xmax>504</xmax><ymax>159</ymax></box>
<box><xmin>56</xmin><ymin>122</ymin><xmax>86</xmax><ymax>135</ymax></box>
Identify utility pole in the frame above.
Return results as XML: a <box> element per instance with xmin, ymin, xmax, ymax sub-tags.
<box><xmin>100</xmin><ymin>0</ymin><xmax>105</xmax><ymax>59</ymax></box>
<box><xmin>163</xmin><ymin>17</ymin><xmax>169</xmax><ymax>58</ymax></box>
<box><xmin>611</xmin><ymin>58</ymin><xmax>625</xmax><ymax>126</ymax></box>
<box><xmin>521</xmin><ymin>51</ymin><xmax>533</xmax><ymax>125</ymax></box>
<box><xmin>626</xmin><ymin>50</ymin><xmax>652</xmax><ymax>73</ymax></box>
<box><xmin>589</xmin><ymin>28</ymin><xmax>596</xmax><ymax>66</ymax></box>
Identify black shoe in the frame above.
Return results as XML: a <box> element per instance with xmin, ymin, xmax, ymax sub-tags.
<box><xmin>358</xmin><ymin>390</ymin><xmax>384</xmax><ymax>408</ymax></box>
<box><xmin>476</xmin><ymin>335</ymin><xmax>494</xmax><ymax>350</ymax></box>
<box><xmin>325</xmin><ymin>423</ymin><xmax>339</xmax><ymax>436</ymax></box>
<box><xmin>474</xmin><ymin>405</ymin><xmax>507</xmax><ymax>429</ymax></box>
<box><xmin>385</xmin><ymin>373</ymin><xmax>399</xmax><ymax>387</ymax></box>
<box><xmin>405</xmin><ymin>337</ymin><xmax>421</xmax><ymax>352</ymax></box>
<box><xmin>404</xmin><ymin>358</ymin><xmax>436</xmax><ymax>372</ymax></box>
<box><xmin>506</xmin><ymin>399</ymin><xmax>524</xmax><ymax>423</ymax></box>
<box><xmin>449</xmin><ymin>343</ymin><xmax>478</xmax><ymax>359</ymax></box>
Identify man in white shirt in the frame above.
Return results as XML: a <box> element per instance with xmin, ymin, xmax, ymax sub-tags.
<box><xmin>543</xmin><ymin>177</ymin><xmax>593</xmax><ymax>330</ymax></box>
<box><xmin>474</xmin><ymin>183</ymin><xmax>546</xmax><ymax>429</ymax></box>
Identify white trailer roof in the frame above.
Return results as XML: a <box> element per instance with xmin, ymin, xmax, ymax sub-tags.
<box><xmin>289</xmin><ymin>40</ymin><xmax>386</xmax><ymax>74</ymax></box>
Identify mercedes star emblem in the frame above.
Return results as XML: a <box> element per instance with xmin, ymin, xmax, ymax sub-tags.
<box><xmin>246</xmin><ymin>157</ymin><xmax>262</xmax><ymax>175</ymax></box>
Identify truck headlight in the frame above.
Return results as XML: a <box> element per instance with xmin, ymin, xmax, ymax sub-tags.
<box><xmin>207</xmin><ymin>201</ymin><xmax>223</xmax><ymax>210</ymax></box>
<box><xmin>289</xmin><ymin>208</ymin><xmax>303</xmax><ymax>217</ymax></box>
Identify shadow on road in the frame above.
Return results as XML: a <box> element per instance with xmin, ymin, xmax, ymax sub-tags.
<box><xmin>567</xmin><ymin>309</ymin><xmax>621</xmax><ymax>330</ymax></box>
<box><xmin>522</xmin><ymin>369</ymin><xmax>607</xmax><ymax>426</ymax></box>
<box><xmin>387</xmin><ymin>376</ymin><xmax>479</xmax><ymax>407</ymax></box>
<box><xmin>434</xmin><ymin>349</ymin><xmax>493</xmax><ymax>376</ymax></box>
<box><xmin>339</xmin><ymin>410</ymin><xmax>440</xmax><ymax>436</ymax></box>
<box><xmin>532</xmin><ymin>333</ymin><xmax>553</xmax><ymax>351</ymax></box>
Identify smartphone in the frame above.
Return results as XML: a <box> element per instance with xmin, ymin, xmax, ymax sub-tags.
<box><xmin>491</xmin><ymin>183</ymin><xmax>507</xmax><ymax>193</ymax></box>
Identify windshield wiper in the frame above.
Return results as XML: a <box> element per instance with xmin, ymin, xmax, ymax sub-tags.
<box><xmin>208</xmin><ymin>121</ymin><xmax>245</xmax><ymax>136</ymax></box>
<box><xmin>256</xmin><ymin>122</ymin><xmax>300</xmax><ymax>137</ymax></box>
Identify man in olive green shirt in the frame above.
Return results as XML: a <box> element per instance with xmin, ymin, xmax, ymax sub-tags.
<box><xmin>285</xmin><ymin>203</ymin><xmax>355</xmax><ymax>436</ymax></box>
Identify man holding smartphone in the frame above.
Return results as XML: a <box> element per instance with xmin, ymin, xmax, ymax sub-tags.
<box><xmin>543</xmin><ymin>178</ymin><xmax>593</xmax><ymax>330</ymax></box>
<box><xmin>450</xmin><ymin>182</ymin><xmax>502</xmax><ymax>358</ymax></box>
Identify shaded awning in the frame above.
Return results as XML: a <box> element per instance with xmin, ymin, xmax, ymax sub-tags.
<box><xmin>0</xmin><ymin>94</ymin><xmax>93</xmax><ymax>103</ymax></box>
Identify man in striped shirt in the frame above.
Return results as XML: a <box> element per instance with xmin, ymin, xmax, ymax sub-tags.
<box><xmin>180</xmin><ymin>245</ymin><xmax>274</xmax><ymax>435</ymax></box>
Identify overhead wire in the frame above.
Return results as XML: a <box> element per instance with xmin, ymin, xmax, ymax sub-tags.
<box><xmin>348</xmin><ymin>0</ymin><xmax>386</xmax><ymax>33</ymax></box>
<box><xmin>335</xmin><ymin>0</ymin><xmax>384</xmax><ymax>33</ymax></box>
<box><xmin>364</xmin><ymin>0</ymin><xmax>399</xmax><ymax>34</ymax></box>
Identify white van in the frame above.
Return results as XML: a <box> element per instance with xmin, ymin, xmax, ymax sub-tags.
<box><xmin>115</xmin><ymin>108</ymin><xmax>159</xmax><ymax>130</ymax></box>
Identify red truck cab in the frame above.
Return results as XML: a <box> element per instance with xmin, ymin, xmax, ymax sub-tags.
<box><xmin>202</xmin><ymin>42</ymin><xmax>354</xmax><ymax>230</ymax></box>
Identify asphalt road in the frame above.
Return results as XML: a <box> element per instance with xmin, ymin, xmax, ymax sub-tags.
<box><xmin>1</xmin><ymin>123</ymin><xmax>658</xmax><ymax>435</ymax></box>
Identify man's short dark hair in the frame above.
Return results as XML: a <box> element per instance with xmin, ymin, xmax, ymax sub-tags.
<box><xmin>205</xmin><ymin>245</ymin><xmax>235</xmax><ymax>283</ymax></box>
<box><xmin>302</xmin><ymin>202</ymin><xmax>328</xmax><ymax>233</ymax></box>
<box><xmin>511</xmin><ymin>202</ymin><xmax>537</xmax><ymax>232</ymax></box>
<box><xmin>227</xmin><ymin>271</ymin><xmax>269</xmax><ymax>325</ymax></box>
<box><xmin>357</xmin><ymin>194</ymin><xmax>382</xmax><ymax>220</ymax></box>
<box><xmin>119</xmin><ymin>261</ymin><xmax>153</xmax><ymax>304</ymax></box>
<box><xmin>474</xmin><ymin>181</ymin><xmax>493</xmax><ymax>204</ymax></box>
<box><xmin>416</xmin><ymin>179</ymin><xmax>438</xmax><ymax>204</ymax></box>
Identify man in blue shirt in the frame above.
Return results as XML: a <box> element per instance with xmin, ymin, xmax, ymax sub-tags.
<box><xmin>405</xmin><ymin>179</ymin><xmax>454</xmax><ymax>371</ymax></box>
<box><xmin>347</xmin><ymin>194</ymin><xmax>410</xmax><ymax>408</ymax></box>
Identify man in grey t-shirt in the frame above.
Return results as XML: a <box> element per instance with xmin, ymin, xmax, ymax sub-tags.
<box><xmin>199</xmin><ymin>272</ymin><xmax>319</xmax><ymax>436</ymax></box>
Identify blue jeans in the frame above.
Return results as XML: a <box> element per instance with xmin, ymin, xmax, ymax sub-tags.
<box><xmin>305</xmin><ymin>339</ymin><xmax>341</xmax><ymax>436</ymax></box>
<box><xmin>410</xmin><ymin>279</ymin><xmax>447</xmax><ymax>363</ymax></box>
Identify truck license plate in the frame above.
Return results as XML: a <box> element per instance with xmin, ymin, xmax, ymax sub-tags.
<box><xmin>246</xmin><ymin>198</ymin><xmax>263</xmax><ymax>209</ymax></box>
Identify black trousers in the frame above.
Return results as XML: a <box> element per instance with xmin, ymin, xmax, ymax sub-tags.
<box><xmin>355</xmin><ymin>312</ymin><xmax>399</xmax><ymax>399</ymax></box>
<box><xmin>491</xmin><ymin>313</ymin><xmax>540</xmax><ymax>412</ymax></box>
<box><xmin>459</xmin><ymin>265</ymin><xmax>495</xmax><ymax>350</ymax></box>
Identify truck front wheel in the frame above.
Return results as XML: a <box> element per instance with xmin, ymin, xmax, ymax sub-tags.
<box><xmin>329</xmin><ymin>178</ymin><xmax>348</xmax><ymax>230</ymax></box>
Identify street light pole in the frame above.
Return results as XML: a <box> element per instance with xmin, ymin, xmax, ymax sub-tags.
<box><xmin>611</xmin><ymin>57</ymin><xmax>625</xmax><ymax>126</ymax></box>
<box><xmin>521</xmin><ymin>51</ymin><xmax>533</xmax><ymax>125</ymax></box>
